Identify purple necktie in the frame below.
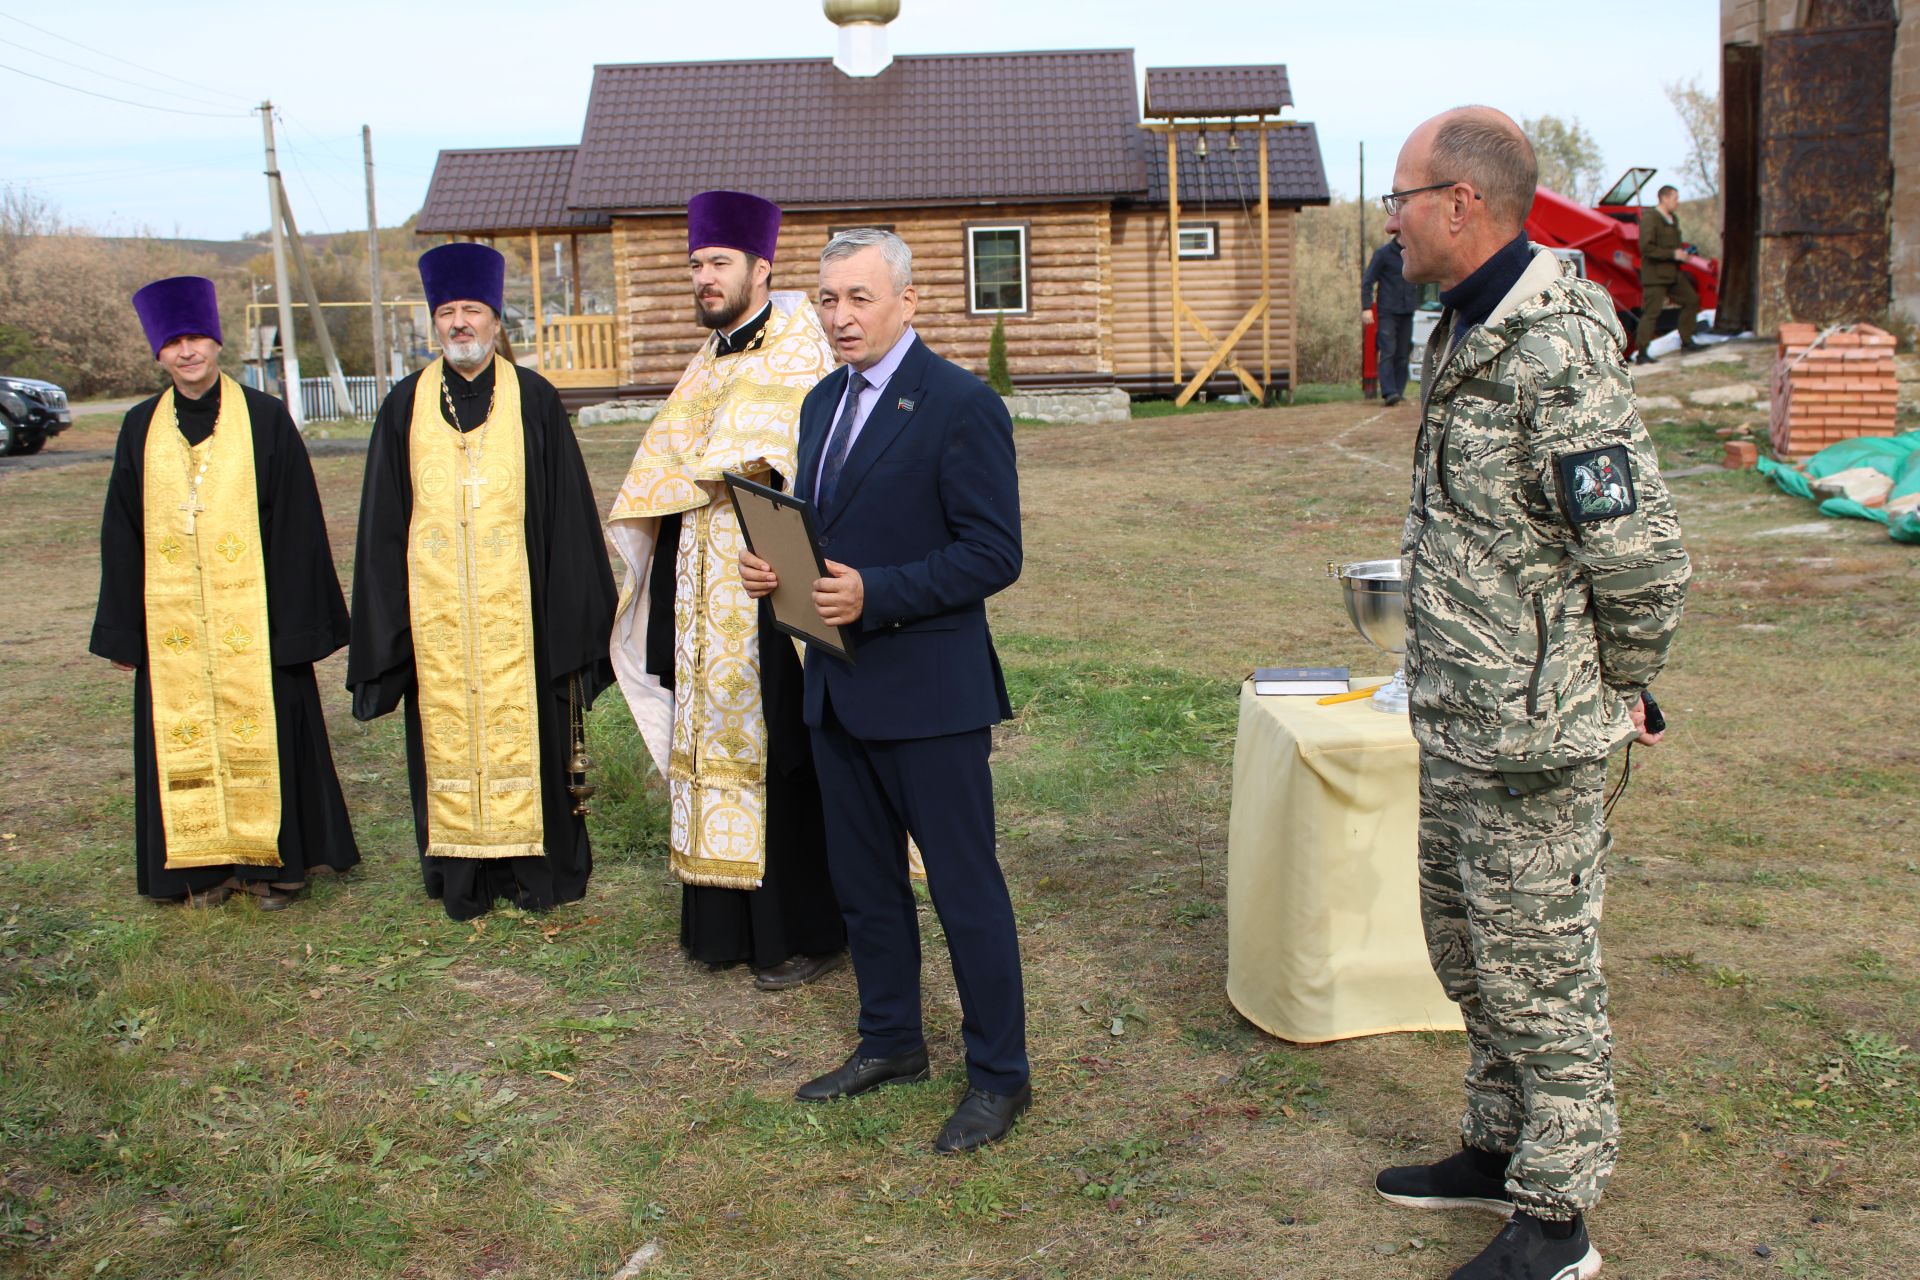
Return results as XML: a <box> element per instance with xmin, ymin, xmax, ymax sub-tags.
<box><xmin>817</xmin><ymin>370</ymin><xmax>868</xmax><ymax>512</ymax></box>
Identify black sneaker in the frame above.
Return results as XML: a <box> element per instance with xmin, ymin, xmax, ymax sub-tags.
<box><xmin>1376</xmin><ymin>1146</ymin><xmax>1514</xmax><ymax>1215</ymax></box>
<box><xmin>1450</xmin><ymin>1212</ymin><xmax>1602</xmax><ymax>1280</ymax></box>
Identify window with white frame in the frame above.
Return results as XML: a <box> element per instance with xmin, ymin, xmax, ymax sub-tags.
<box><xmin>966</xmin><ymin>224</ymin><xmax>1029</xmax><ymax>314</ymax></box>
<box><xmin>1177</xmin><ymin>222</ymin><xmax>1219</xmax><ymax>259</ymax></box>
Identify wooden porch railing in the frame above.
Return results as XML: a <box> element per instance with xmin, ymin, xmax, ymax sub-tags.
<box><xmin>536</xmin><ymin>315</ymin><xmax>617</xmax><ymax>387</ymax></box>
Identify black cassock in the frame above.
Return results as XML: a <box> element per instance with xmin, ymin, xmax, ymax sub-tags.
<box><xmin>346</xmin><ymin>361</ymin><xmax>615</xmax><ymax>921</ymax></box>
<box><xmin>646</xmin><ymin>504</ymin><xmax>846</xmax><ymax>971</ymax></box>
<box><xmin>89</xmin><ymin>381</ymin><xmax>360</xmax><ymax>900</ymax></box>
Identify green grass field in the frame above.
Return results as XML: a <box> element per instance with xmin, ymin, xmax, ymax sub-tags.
<box><xmin>3</xmin><ymin>358</ymin><xmax>1917</xmax><ymax>1279</ymax></box>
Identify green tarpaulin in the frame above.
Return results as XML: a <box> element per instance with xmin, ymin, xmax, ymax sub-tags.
<box><xmin>1757</xmin><ymin>430</ymin><xmax>1920</xmax><ymax>544</ymax></box>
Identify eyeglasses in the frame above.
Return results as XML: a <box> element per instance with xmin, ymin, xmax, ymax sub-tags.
<box><xmin>1379</xmin><ymin>181</ymin><xmax>1482</xmax><ymax>216</ymax></box>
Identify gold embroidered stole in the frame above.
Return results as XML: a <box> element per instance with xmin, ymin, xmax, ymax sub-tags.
<box><xmin>142</xmin><ymin>375</ymin><xmax>282</xmax><ymax>869</ymax></box>
<box><xmin>406</xmin><ymin>356</ymin><xmax>544</xmax><ymax>860</ymax></box>
<box><xmin>606</xmin><ymin>293</ymin><xmax>832</xmax><ymax>888</ymax></box>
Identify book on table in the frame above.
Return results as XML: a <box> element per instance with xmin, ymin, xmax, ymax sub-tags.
<box><xmin>1251</xmin><ymin>666</ymin><xmax>1350</xmax><ymax>696</ymax></box>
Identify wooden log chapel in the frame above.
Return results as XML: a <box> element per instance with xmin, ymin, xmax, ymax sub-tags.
<box><xmin>414</xmin><ymin>7</ymin><xmax>1329</xmax><ymax>409</ymax></box>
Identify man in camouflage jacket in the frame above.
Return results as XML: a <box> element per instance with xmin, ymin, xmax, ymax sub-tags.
<box><xmin>1372</xmin><ymin>107</ymin><xmax>1689</xmax><ymax>1280</ymax></box>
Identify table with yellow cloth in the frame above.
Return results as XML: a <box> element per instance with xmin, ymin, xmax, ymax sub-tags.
<box><xmin>1226</xmin><ymin>680</ymin><xmax>1464</xmax><ymax>1043</ymax></box>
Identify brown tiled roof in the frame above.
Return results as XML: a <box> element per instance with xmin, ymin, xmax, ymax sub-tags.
<box><xmin>566</xmin><ymin>51</ymin><xmax>1148</xmax><ymax>211</ymax></box>
<box><xmin>1144</xmin><ymin>66</ymin><xmax>1292</xmax><ymax>119</ymax></box>
<box><xmin>1137</xmin><ymin>124</ymin><xmax>1329</xmax><ymax>207</ymax></box>
<box><xmin>416</xmin><ymin>147</ymin><xmax>611</xmax><ymax>236</ymax></box>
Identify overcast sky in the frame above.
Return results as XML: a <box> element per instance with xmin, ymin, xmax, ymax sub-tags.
<box><xmin>2</xmin><ymin>0</ymin><xmax>1722</xmax><ymax>241</ymax></box>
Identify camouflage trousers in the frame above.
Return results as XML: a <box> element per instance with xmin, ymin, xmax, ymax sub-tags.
<box><xmin>1417</xmin><ymin>750</ymin><xmax>1618</xmax><ymax>1219</ymax></box>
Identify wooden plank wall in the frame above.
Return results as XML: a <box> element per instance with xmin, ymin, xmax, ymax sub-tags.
<box><xmin>610</xmin><ymin>203</ymin><xmax>1113</xmax><ymax>388</ymax></box>
<box><xmin>1110</xmin><ymin>206</ymin><xmax>1297</xmax><ymax>385</ymax></box>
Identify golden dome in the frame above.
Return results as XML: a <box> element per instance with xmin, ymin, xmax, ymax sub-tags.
<box><xmin>823</xmin><ymin>0</ymin><xmax>899</xmax><ymax>25</ymax></box>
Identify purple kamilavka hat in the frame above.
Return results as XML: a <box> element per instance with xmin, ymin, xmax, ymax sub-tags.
<box><xmin>419</xmin><ymin>242</ymin><xmax>506</xmax><ymax>313</ymax></box>
<box><xmin>131</xmin><ymin>276</ymin><xmax>222</xmax><ymax>357</ymax></box>
<box><xmin>687</xmin><ymin>190</ymin><xmax>781</xmax><ymax>261</ymax></box>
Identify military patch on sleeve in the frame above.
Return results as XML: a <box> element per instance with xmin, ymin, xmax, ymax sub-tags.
<box><xmin>1555</xmin><ymin>444</ymin><xmax>1637</xmax><ymax>523</ymax></box>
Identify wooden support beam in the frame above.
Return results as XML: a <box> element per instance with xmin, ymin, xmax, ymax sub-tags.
<box><xmin>1259</xmin><ymin>121</ymin><xmax>1272</xmax><ymax>396</ymax></box>
<box><xmin>529</xmin><ymin>230</ymin><xmax>543</xmax><ymax>370</ymax></box>
<box><xmin>1176</xmin><ymin>296</ymin><xmax>1266</xmax><ymax>403</ymax></box>
<box><xmin>1167</xmin><ymin>128</ymin><xmax>1182</xmax><ymax>389</ymax></box>
<box><xmin>568</xmin><ymin>234</ymin><xmax>582</xmax><ymax>316</ymax></box>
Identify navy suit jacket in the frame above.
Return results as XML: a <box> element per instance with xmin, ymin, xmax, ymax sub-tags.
<box><xmin>794</xmin><ymin>335</ymin><xmax>1021</xmax><ymax>741</ymax></box>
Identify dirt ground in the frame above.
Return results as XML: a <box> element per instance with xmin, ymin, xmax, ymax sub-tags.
<box><xmin>1</xmin><ymin>355</ymin><xmax>1916</xmax><ymax>1280</ymax></box>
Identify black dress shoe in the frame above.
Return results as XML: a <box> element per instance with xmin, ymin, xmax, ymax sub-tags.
<box><xmin>933</xmin><ymin>1082</ymin><xmax>1032</xmax><ymax>1153</ymax></box>
<box><xmin>1632</xmin><ymin>351</ymin><xmax>1657</xmax><ymax>366</ymax></box>
<box><xmin>1384</xmin><ymin>394</ymin><xmax>1403</xmax><ymax>406</ymax></box>
<box><xmin>1679</xmin><ymin>339</ymin><xmax>1705</xmax><ymax>353</ymax></box>
<box><xmin>795</xmin><ymin>1047</ymin><xmax>929</xmax><ymax>1102</ymax></box>
<box><xmin>754</xmin><ymin>950</ymin><xmax>846</xmax><ymax>991</ymax></box>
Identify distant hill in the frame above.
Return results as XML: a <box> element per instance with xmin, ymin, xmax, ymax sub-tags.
<box><xmin>101</xmin><ymin>236</ymin><xmax>268</xmax><ymax>268</ymax></box>
<box><xmin>99</xmin><ymin>233</ymin><xmax>367</xmax><ymax>269</ymax></box>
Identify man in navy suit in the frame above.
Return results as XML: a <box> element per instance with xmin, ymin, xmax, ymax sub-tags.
<box><xmin>739</xmin><ymin>228</ymin><xmax>1029</xmax><ymax>1153</ymax></box>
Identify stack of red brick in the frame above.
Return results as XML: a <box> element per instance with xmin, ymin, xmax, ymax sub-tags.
<box><xmin>1769</xmin><ymin>323</ymin><xmax>1900</xmax><ymax>458</ymax></box>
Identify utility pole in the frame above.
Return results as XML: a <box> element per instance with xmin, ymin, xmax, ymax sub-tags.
<box><xmin>364</xmin><ymin>125</ymin><xmax>390</xmax><ymax>399</ymax></box>
<box><xmin>1358</xmin><ymin>141</ymin><xmax>1366</xmax><ymax>265</ymax></box>
<box><xmin>260</xmin><ymin>102</ymin><xmax>303</xmax><ymax>427</ymax></box>
<box><xmin>274</xmin><ymin>180</ymin><xmax>353</xmax><ymax>421</ymax></box>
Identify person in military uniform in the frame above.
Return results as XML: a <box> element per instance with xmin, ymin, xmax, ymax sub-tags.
<box><xmin>1372</xmin><ymin>107</ymin><xmax>1690</xmax><ymax>1280</ymax></box>
<box><xmin>1632</xmin><ymin>184</ymin><xmax>1702</xmax><ymax>365</ymax></box>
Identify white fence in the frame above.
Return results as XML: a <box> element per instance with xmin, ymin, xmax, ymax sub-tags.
<box><xmin>299</xmin><ymin>376</ymin><xmax>385</xmax><ymax>422</ymax></box>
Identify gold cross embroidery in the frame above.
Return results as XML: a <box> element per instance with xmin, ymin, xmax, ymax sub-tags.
<box><xmin>170</xmin><ymin>719</ymin><xmax>201</xmax><ymax>748</ymax></box>
<box><xmin>422</xmin><ymin>527</ymin><xmax>449</xmax><ymax>558</ymax></box>
<box><xmin>232</xmin><ymin>714</ymin><xmax>260</xmax><ymax>744</ymax></box>
<box><xmin>158</xmin><ymin>534</ymin><xmax>184</xmax><ymax>565</ymax></box>
<box><xmin>481</xmin><ymin>527</ymin><xmax>510</xmax><ymax>558</ymax></box>
<box><xmin>162</xmin><ymin>626</ymin><xmax>192</xmax><ymax>655</ymax></box>
<box><xmin>216</xmin><ymin>532</ymin><xmax>245</xmax><ymax>563</ymax></box>
<box><xmin>223</xmin><ymin>622</ymin><xmax>253</xmax><ymax>653</ymax></box>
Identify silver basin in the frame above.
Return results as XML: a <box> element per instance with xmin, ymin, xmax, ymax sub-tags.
<box><xmin>1329</xmin><ymin>558</ymin><xmax>1406</xmax><ymax>657</ymax></box>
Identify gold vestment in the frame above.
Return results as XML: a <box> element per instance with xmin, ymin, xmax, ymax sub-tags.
<box><xmin>607</xmin><ymin>293</ymin><xmax>833</xmax><ymax>888</ymax></box>
<box><xmin>406</xmin><ymin>357</ymin><xmax>545</xmax><ymax>859</ymax></box>
<box><xmin>141</xmin><ymin>375</ymin><xmax>281</xmax><ymax>868</ymax></box>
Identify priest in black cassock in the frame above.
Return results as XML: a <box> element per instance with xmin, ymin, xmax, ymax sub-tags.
<box><xmin>606</xmin><ymin>191</ymin><xmax>846</xmax><ymax>990</ymax></box>
<box><xmin>346</xmin><ymin>243</ymin><xmax>615</xmax><ymax>921</ymax></box>
<box><xmin>91</xmin><ymin>275</ymin><xmax>359</xmax><ymax>909</ymax></box>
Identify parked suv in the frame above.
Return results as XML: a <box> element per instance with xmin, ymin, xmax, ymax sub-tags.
<box><xmin>0</xmin><ymin>375</ymin><xmax>72</xmax><ymax>455</ymax></box>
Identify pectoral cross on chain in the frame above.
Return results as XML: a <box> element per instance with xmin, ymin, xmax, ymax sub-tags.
<box><xmin>178</xmin><ymin>494</ymin><xmax>205</xmax><ymax>532</ymax></box>
<box><xmin>460</xmin><ymin>471</ymin><xmax>489</xmax><ymax>508</ymax></box>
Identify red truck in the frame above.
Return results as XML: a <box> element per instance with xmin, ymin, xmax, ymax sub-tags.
<box><xmin>1364</xmin><ymin>168</ymin><xmax>1721</xmax><ymax>391</ymax></box>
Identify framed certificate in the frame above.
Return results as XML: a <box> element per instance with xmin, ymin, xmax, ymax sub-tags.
<box><xmin>723</xmin><ymin>471</ymin><xmax>853</xmax><ymax>662</ymax></box>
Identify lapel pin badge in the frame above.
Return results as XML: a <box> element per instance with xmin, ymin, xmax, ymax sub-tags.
<box><xmin>897</xmin><ymin>397</ymin><xmax>915</xmax><ymax>412</ymax></box>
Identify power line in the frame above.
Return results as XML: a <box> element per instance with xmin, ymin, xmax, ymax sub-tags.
<box><xmin>0</xmin><ymin>60</ymin><xmax>250</xmax><ymax>118</ymax></box>
<box><xmin>0</xmin><ymin>35</ymin><xmax>240</xmax><ymax>111</ymax></box>
<box><xmin>0</xmin><ymin>8</ymin><xmax>255</xmax><ymax>105</ymax></box>
<box><xmin>276</xmin><ymin>111</ymin><xmax>339</xmax><ymax>236</ymax></box>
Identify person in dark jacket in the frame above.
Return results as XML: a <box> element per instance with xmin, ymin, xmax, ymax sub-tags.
<box><xmin>740</xmin><ymin>228</ymin><xmax>1030</xmax><ymax>1155</ymax></box>
<box><xmin>1363</xmin><ymin>238</ymin><xmax>1420</xmax><ymax>404</ymax></box>
<box><xmin>1632</xmin><ymin>184</ymin><xmax>1702</xmax><ymax>364</ymax></box>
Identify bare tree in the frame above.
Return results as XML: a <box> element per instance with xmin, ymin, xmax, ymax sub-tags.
<box><xmin>1523</xmin><ymin>115</ymin><xmax>1607</xmax><ymax>204</ymax></box>
<box><xmin>0</xmin><ymin>185</ymin><xmax>233</xmax><ymax>397</ymax></box>
<box><xmin>1665</xmin><ymin>76</ymin><xmax>1720</xmax><ymax>200</ymax></box>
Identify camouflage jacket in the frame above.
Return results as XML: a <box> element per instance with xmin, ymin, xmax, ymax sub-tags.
<box><xmin>1403</xmin><ymin>246</ymin><xmax>1691</xmax><ymax>772</ymax></box>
